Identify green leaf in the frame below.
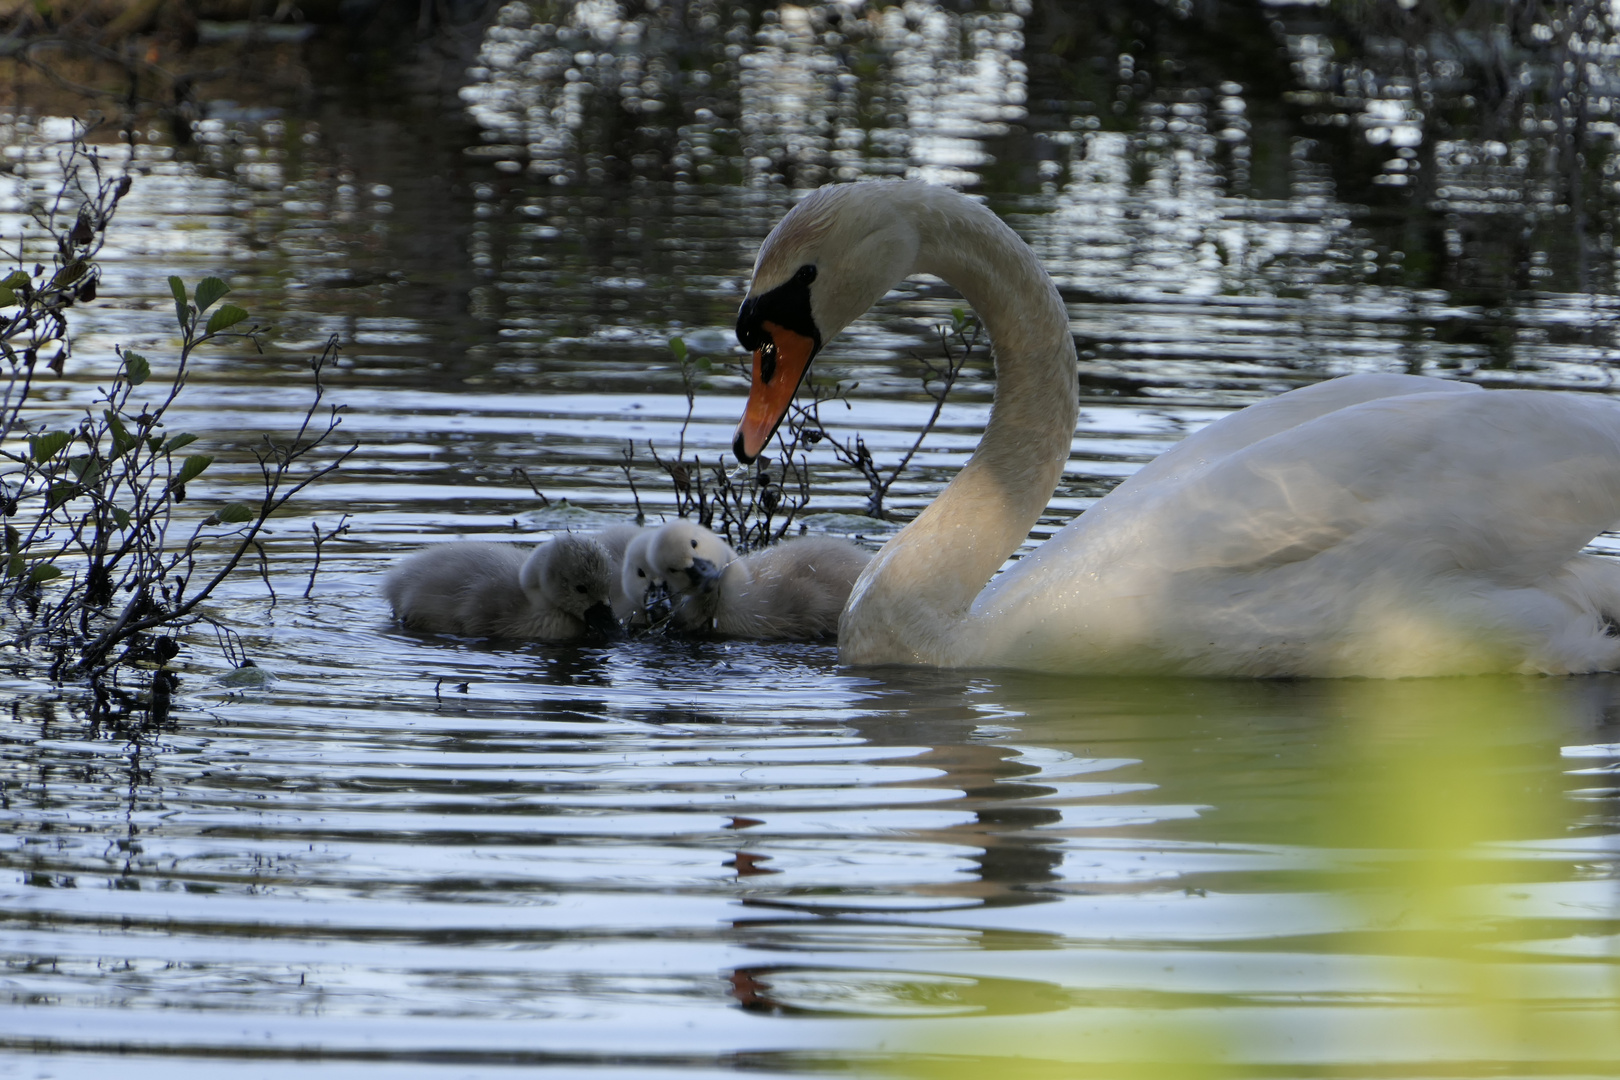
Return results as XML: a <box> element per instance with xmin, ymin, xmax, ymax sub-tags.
<box><xmin>28</xmin><ymin>430</ymin><xmax>72</xmax><ymax>461</ymax></box>
<box><xmin>696</xmin><ymin>355</ymin><xmax>713</xmax><ymax>371</ymax></box>
<box><xmin>205</xmin><ymin>304</ymin><xmax>249</xmax><ymax>334</ymax></box>
<box><xmin>194</xmin><ymin>277</ymin><xmax>230</xmax><ymax>313</ymax></box>
<box><xmin>5</xmin><ymin>555</ymin><xmax>21</xmax><ymax>579</ymax></box>
<box><xmin>67</xmin><ymin>454</ymin><xmax>101</xmax><ymax>485</ymax></box>
<box><xmin>123</xmin><ymin>351</ymin><xmax>149</xmax><ymax>385</ymax></box>
<box><xmin>0</xmin><ymin>287</ymin><xmax>14</xmax><ymax>307</ymax></box>
<box><xmin>2</xmin><ymin>270</ymin><xmax>29</xmax><ymax>288</ymax></box>
<box><xmin>47</xmin><ymin>481</ymin><xmax>79</xmax><ymax>508</ymax></box>
<box><xmin>106</xmin><ymin>411</ymin><xmax>136</xmax><ymax>458</ymax></box>
<box><xmin>173</xmin><ymin>453</ymin><xmax>213</xmax><ymax>487</ymax></box>
<box><xmin>164</xmin><ymin>433</ymin><xmax>198</xmax><ymax>453</ymax></box>
<box><xmin>147</xmin><ymin>435</ymin><xmax>164</xmax><ymax>452</ymax></box>
<box><xmin>112</xmin><ymin>506</ymin><xmax>131</xmax><ymax>529</ymax></box>
<box><xmin>169</xmin><ymin>275</ymin><xmax>189</xmax><ymax>331</ymax></box>
<box><xmin>669</xmin><ymin>336</ymin><xmax>687</xmax><ymax>362</ymax></box>
<box><xmin>28</xmin><ymin>563</ymin><xmax>61</xmax><ymax>584</ymax></box>
<box><xmin>213</xmin><ymin>502</ymin><xmax>255</xmax><ymax>524</ymax></box>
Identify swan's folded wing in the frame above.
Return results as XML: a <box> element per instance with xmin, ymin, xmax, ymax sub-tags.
<box><xmin>1112</xmin><ymin>373</ymin><xmax>1482</xmax><ymax>500</ymax></box>
<box><xmin>1135</xmin><ymin>388</ymin><xmax>1620</xmax><ymax>583</ymax></box>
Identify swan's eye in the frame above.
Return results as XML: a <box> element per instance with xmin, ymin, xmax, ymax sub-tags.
<box><xmin>759</xmin><ymin>340</ymin><xmax>778</xmax><ymax>385</ymax></box>
<box><xmin>637</xmin><ymin>569</ymin><xmax>646</xmax><ymax>578</ymax></box>
<box><xmin>690</xmin><ymin>539</ymin><xmax>698</xmax><ymax>549</ymax></box>
<box><xmin>575</xmin><ymin>584</ymin><xmax>587</xmax><ymax>594</ymax></box>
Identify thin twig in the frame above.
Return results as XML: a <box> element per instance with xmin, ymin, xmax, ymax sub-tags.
<box><xmin>511</xmin><ymin>466</ymin><xmax>551</xmax><ymax>506</ymax></box>
<box><xmin>304</xmin><ymin>513</ymin><xmax>351</xmax><ymax>599</ymax></box>
<box><xmin>619</xmin><ymin>441</ymin><xmax>646</xmax><ymax>525</ymax></box>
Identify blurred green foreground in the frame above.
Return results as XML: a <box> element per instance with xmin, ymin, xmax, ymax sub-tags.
<box><xmin>821</xmin><ymin>677</ymin><xmax>1620</xmax><ymax>1079</ymax></box>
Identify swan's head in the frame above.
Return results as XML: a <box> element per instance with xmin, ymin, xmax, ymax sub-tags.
<box><xmin>644</xmin><ymin>520</ymin><xmax>737</xmax><ymax>598</ymax></box>
<box><xmin>520</xmin><ymin>535</ymin><xmax>619</xmax><ymax>637</ymax></box>
<box><xmin>734</xmin><ymin>181</ymin><xmax>922</xmax><ymax>462</ymax></box>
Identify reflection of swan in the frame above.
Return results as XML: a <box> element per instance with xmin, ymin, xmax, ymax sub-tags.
<box><xmin>731</xmin><ymin>181</ymin><xmax>1620</xmax><ymax>676</ymax></box>
<box><xmin>383</xmin><ymin>536</ymin><xmax>617</xmax><ymax>641</ymax></box>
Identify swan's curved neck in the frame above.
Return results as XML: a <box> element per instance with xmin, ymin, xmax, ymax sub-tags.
<box><xmin>840</xmin><ymin>192</ymin><xmax>1078</xmax><ymax>665</ymax></box>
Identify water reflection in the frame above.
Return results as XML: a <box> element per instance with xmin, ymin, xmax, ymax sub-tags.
<box><xmin>463</xmin><ymin>1</ymin><xmax>1030</xmax><ymax>189</ymax></box>
<box><xmin>8</xmin><ymin>633</ymin><xmax>1616</xmax><ymax>1070</ymax></box>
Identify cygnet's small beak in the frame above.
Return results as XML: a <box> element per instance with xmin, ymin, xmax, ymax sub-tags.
<box><xmin>685</xmin><ymin>557</ymin><xmax>724</xmax><ymax>593</ymax></box>
<box><xmin>582</xmin><ymin>601</ymin><xmax>620</xmax><ymax>639</ymax></box>
<box><xmin>644</xmin><ymin>580</ymin><xmax>673</xmax><ymax>624</ymax></box>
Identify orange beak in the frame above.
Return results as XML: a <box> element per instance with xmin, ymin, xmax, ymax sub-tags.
<box><xmin>733</xmin><ymin>321</ymin><xmax>816</xmax><ymax>463</ymax></box>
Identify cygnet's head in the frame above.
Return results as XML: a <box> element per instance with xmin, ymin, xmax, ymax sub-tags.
<box><xmin>520</xmin><ymin>535</ymin><xmax>618</xmax><ymax>637</ymax></box>
<box><xmin>620</xmin><ymin>531</ymin><xmax>659</xmax><ymax>613</ymax></box>
<box><xmin>645</xmin><ymin>520</ymin><xmax>737</xmax><ymax>599</ymax></box>
<box><xmin>621</xmin><ymin>532</ymin><xmax>676</xmax><ymax>625</ymax></box>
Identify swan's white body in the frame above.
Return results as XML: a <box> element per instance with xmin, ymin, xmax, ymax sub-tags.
<box><xmin>738</xmin><ymin>181</ymin><xmax>1620</xmax><ymax>676</ymax></box>
<box><xmin>383</xmin><ymin>536</ymin><xmax>616</xmax><ymax>641</ymax></box>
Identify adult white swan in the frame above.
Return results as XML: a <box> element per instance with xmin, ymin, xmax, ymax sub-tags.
<box><xmin>730</xmin><ymin>180</ymin><xmax>1620</xmax><ymax>677</ymax></box>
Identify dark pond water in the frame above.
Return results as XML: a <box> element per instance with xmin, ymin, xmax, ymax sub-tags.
<box><xmin>2</xmin><ymin>2</ymin><xmax>1619</xmax><ymax>1075</ymax></box>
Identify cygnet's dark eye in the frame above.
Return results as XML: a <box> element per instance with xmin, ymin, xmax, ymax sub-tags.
<box><xmin>637</xmin><ymin>568</ymin><xmax>646</xmax><ymax>578</ymax></box>
<box><xmin>690</xmin><ymin>539</ymin><xmax>698</xmax><ymax>549</ymax></box>
<box><xmin>575</xmin><ymin>584</ymin><xmax>587</xmax><ymax>594</ymax></box>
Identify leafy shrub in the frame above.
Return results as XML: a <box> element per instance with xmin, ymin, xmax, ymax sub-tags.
<box><xmin>0</xmin><ymin>133</ymin><xmax>351</xmax><ymax>725</ymax></box>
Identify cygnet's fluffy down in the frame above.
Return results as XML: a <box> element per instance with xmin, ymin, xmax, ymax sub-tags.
<box><xmin>619</xmin><ymin>530</ymin><xmax>659</xmax><ymax>625</ymax></box>
<box><xmin>681</xmin><ymin>537</ymin><xmax>871</xmax><ymax>639</ymax></box>
<box><xmin>587</xmin><ymin>523</ymin><xmax>645</xmax><ymax>620</ymax></box>
<box><xmin>623</xmin><ymin>519</ymin><xmax>738</xmax><ymax>620</ymax></box>
<box><xmin>383</xmin><ymin>535</ymin><xmax>617</xmax><ymax>641</ymax></box>
<box><xmin>639</xmin><ymin>521</ymin><xmax>870</xmax><ymax>640</ymax></box>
